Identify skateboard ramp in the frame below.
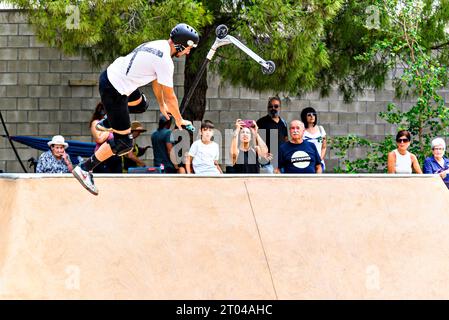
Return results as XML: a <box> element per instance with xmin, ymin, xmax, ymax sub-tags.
<box><xmin>0</xmin><ymin>174</ymin><xmax>448</xmax><ymax>299</ymax></box>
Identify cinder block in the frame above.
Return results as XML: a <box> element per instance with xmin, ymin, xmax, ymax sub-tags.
<box><xmin>347</xmin><ymin>124</ymin><xmax>367</xmax><ymax>136</ymax></box>
<box><xmin>219</xmin><ymin>111</ymin><xmax>240</xmax><ymax>123</ymax></box>
<box><xmin>39</xmin><ymin>48</ymin><xmax>61</xmax><ymax>60</ymax></box>
<box><xmin>0</xmin><ymin>48</ymin><xmax>17</xmax><ymax>60</ymax></box>
<box><xmin>28</xmin><ymin>111</ymin><xmax>50</xmax><ymax>123</ymax></box>
<box><xmin>0</xmin><ymin>35</ymin><xmax>6</xmax><ymax>47</ymax></box>
<box><xmin>8</xmin><ymin>12</ymin><xmax>27</xmax><ymax>24</ymax></box>
<box><xmin>38</xmin><ymin>123</ymin><xmax>60</xmax><ymax>135</ymax></box>
<box><xmin>206</xmin><ymin>87</ymin><xmax>218</xmax><ymax>98</ymax></box>
<box><xmin>71</xmin><ymin>111</ymin><xmax>91</xmax><ymax>122</ymax></box>
<box><xmin>6</xmin><ymin>110</ymin><xmax>27</xmax><ymax>123</ymax></box>
<box><xmin>319</xmin><ymin>112</ymin><xmax>338</xmax><ymax>124</ymax></box>
<box><xmin>286</xmin><ymin>99</ymin><xmax>310</xmax><ymax>112</ymax></box>
<box><xmin>10</xmin><ymin>61</ymin><xmax>29</xmax><ymax>73</ymax></box>
<box><xmin>385</xmin><ymin>124</ymin><xmax>399</xmax><ymax>136</ymax></box>
<box><xmin>375</xmin><ymin>113</ymin><xmax>389</xmax><ymax>124</ymax></box>
<box><xmin>81</xmin><ymin>73</ymin><xmax>100</xmax><ymax>81</ymax></box>
<box><xmin>60</xmin><ymin>123</ymin><xmax>82</xmax><ymax>135</ymax></box>
<box><xmin>71</xmin><ymin>61</ymin><xmax>94</xmax><ymax>73</ymax></box>
<box><xmin>50</xmin><ymin>61</ymin><xmax>72</xmax><ymax>73</ymax></box>
<box><xmin>202</xmin><ymin>111</ymin><xmax>220</xmax><ymax>123</ymax></box>
<box><xmin>28</xmin><ymin>61</ymin><xmax>49</xmax><ymax>72</ymax></box>
<box><xmin>311</xmin><ymin>100</ymin><xmax>330</xmax><ymax>112</ymax></box>
<box><xmin>0</xmin><ymin>24</ymin><xmax>18</xmax><ymax>36</ymax></box>
<box><xmin>17</xmin><ymin>98</ymin><xmax>38</xmax><ymax>110</ymax></box>
<box><xmin>0</xmin><ymin>73</ymin><xmax>17</xmax><ymax>85</ymax></box>
<box><xmin>50</xmin><ymin>86</ymin><xmax>72</xmax><ymax>98</ymax></box>
<box><xmin>375</xmin><ymin>90</ymin><xmax>396</xmax><ymax>102</ymax></box>
<box><xmin>17</xmin><ymin>123</ymin><xmax>38</xmax><ymax>135</ymax></box>
<box><xmin>39</xmin><ymin>98</ymin><xmax>60</xmax><ymax>110</ymax></box>
<box><xmin>356</xmin><ymin>90</ymin><xmax>376</xmax><ymax>102</ymax></box>
<box><xmin>29</xmin><ymin>86</ymin><xmax>49</xmax><ymax>97</ymax></box>
<box><xmin>7</xmin><ymin>160</ymin><xmax>27</xmax><ymax>172</ymax></box>
<box><xmin>339</xmin><ymin>113</ymin><xmax>358</xmax><ymax>124</ymax></box>
<box><xmin>330</xmin><ymin>101</ymin><xmax>349</xmax><ymax>112</ymax></box>
<box><xmin>240</xmin><ymin>88</ymin><xmax>260</xmax><ymax>100</ymax></box>
<box><xmin>29</xmin><ymin>37</ymin><xmax>45</xmax><ymax>47</ymax></box>
<box><xmin>250</xmin><ymin>99</ymin><xmax>268</xmax><ymax>111</ymax></box>
<box><xmin>50</xmin><ymin>111</ymin><xmax>71</xmax><ymax>123</ymax></box>
<box><xmin>229</xmin><ymin>99</ymin><xmax>250</xmax><ymax>111</ymax></box>
<box><xmin>366</xmin><ymin>124</ymin><xmax>385</xmax><ymax>136</ymax></box>
<box><xmin>39</xmin><ymin>73</ymin><xmax>61</xmax><ymax>85</ymax></box>
<box><xmin>8</xmin><ymin>35</ymin><xmax>29</xmax><ymax>47</ymax></box>
<box><xmin>2</xmin><ymin>123</ymin><xmax>17</xmax><ymax>136</ymax></box>
<box><xmin>357</xmin><ymin>113</ymin><xmax>376</xmax><ymax>124</ymax></box>
<box><xmin>0</xmin><ymin>97</ymin><xmax>17</xmax><ymax>110</ymax></box>
<box><xmin>348</xmin><ymin>101</ymin><xmax>367</xmax><ymax>113</ymax></box>
<box><xmin>18</xmin><ymin>23</ymin><xmax>34</xmax><ymax>36</ymax></box>
<box><xmin>218</xmin><ymin>85</ymin><xmax>240</xmax><ymax>98</ymax></box>
<box><xmin>60</xmin><ymin>98</ymin><xmax>82</xmax><ymax>109</ymax></box>
<box><xmin>330</xmin><ymin>124</ymin><xmax>348</xmax><ymax>136</ymax></box>
<box><xmin>6</xmin><ymin>85</ymin><xmax>28</xmax><ymax>97</ymax></box>
<box><xmin>18</xmin><ymin>48</ymin><xmax>39</xmax><ymax>60</ymax></box>
<box><xmin>71</xmin><ymin>86</ymin><xmax>93</xmax><ymax>98</ymax></box>
<box><xmin>18</xmin><ymin>73</ymin><xmax>39</xmax><ymax>85</ymax></box>
<box><xmin>81</xmin><ymin>98</ymin><xmax>100</xmax><ymax>111</ymax></box>
<box><xmin>0</xmin><ymin>61</ymin><xmax>6</xmax><ymax>72</ymax></box>
<box><xmin>207</xmin><ymin>99</ymin><xmax>230</xmax><ymax>111</ymax></box>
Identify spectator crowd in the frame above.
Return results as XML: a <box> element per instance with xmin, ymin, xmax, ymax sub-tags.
<box><xmin>32</xmin><ymin>96</ymin><xmax>449</xmax><ymax>189</ymax></box>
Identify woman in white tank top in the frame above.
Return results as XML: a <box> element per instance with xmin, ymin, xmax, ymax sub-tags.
<box><xmin>387</xmin><ymin>130</ymin><xmax>422</xmax><ymax>174</ymax></box>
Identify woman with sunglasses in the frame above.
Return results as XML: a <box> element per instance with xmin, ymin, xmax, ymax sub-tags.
<box><xmin>300</xmin><ymin>107</ymin><xmax>327</xmax><ymax>171</ymax></box>
<box><xmin>423</xmin><ymin>137</ymin><xmax>449</xmax><ymax>189</ymax></box>
<box><xmin>387</xmin><ymin>130</ymin><xmax>422</xmax><ymax>174</ymax></box>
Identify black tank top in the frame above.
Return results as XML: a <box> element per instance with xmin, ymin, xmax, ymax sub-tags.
<box><xmin>233</xmin><ymin>149</ymin><xmax>260</xmax><ymax>174</ymax></box>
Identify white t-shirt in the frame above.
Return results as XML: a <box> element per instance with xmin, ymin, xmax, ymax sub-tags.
<box><xmin>189</xmin><ymin>140</ymin><xmax>220</xmax><ymax>175</ymax></box>
<box><xmin>303</xmin><ymin>125</ymin><xmax>326</xmax><ymax>160</ymax></box>
<box><xmin>107</xmin><ymin>40</ymin><xmax>174</xmax><ymax>96</ymax></box>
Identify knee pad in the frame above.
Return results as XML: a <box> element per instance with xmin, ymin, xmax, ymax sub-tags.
<box><xmin>109</xmin><ymin>133</ymin><xmax>134</xmax><ymax>156</ymax></box>
<box><xmin>128</xmin><ymin>92</ymin><xmax>149</xmax><ymax>114</ymax></box>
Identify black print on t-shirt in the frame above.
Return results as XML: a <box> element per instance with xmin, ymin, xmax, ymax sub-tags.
<box><xmin>126</xmin><ymin>44</ymin><xmax>164</xmax><ymax>75</ymax></box>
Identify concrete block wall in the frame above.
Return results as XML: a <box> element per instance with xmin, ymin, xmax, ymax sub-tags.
<box><xmin>0</xmin><ymin>9</ymin><xmax>432</xmax><ymax>173</ymax></box>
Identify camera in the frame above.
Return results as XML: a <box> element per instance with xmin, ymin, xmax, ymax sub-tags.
<box><xmin>242</xmin><ymin>120</ymin><xmax>255</xmax><ymax>128</ymax></box>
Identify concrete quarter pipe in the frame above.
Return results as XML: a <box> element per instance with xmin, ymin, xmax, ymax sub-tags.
<box><xmin>0</xmin><ymin>174</ymin><xmax>448</xmax><ymax>299</ymax></box>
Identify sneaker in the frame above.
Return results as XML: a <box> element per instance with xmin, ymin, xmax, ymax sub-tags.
<box><xmin>95</xmin><ymin>116</ymin><xmax>113</xmax><ymax>132</ymax></box>
<box><xmin>72</xmin><ymin>165</ymin><xmax>99</xmax><ymax>196</ymax></box>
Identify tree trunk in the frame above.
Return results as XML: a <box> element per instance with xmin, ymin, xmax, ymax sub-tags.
<box><xmin>182</xmin><ymin>53</ymin><xmax>208</xmax><ymax>121</ymax></box>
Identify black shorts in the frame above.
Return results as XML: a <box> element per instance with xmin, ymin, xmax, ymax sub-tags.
<box><xmin>99</xmin><ymin>71</ymin><xmax>141</xmax><ymax>131</ymax></box>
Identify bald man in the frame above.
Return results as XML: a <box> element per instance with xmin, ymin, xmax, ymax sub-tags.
<box><xmin>275</xmin><ymin>120</ymin><xmax>322</xmax><ymax>174</ymax></box>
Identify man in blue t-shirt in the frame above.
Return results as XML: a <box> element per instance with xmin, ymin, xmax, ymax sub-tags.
<box><xmin>151</xmin><ymin>115</ymin><xmax>177</xmax><ymax>173</ymax></box>
<box><xmin>276</xmin><ymin>120</ymin><xmax>322</xmax><ymax>174</ymax></box>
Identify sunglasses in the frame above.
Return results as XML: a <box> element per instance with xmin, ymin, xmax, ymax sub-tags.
<box><xmin>396</xmin><ymin>138</ymin><xmax>410</xmax><ymax>143</ymax></box>
<box><xmin>307</xmin><ymin>112</ymin><xmax>317</xmax><ymax>117</ymax></box>
<box><xmin>268</xmin><ymin>104</ymin><xmax>280</xmax><ymax>109</ymax></box>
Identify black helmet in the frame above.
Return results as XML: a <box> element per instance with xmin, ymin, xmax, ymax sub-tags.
<box><xmin>170</xmin><ymin>23</ymin><xmax>199</xmax><ymax>52</ymax></box>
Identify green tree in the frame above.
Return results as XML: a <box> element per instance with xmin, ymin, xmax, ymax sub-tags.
<box><xmin>330</xmin><ymin>0</ymin><xmax>449</xmax><ymax>173</ymax></box>
<box><xmin>7</xmin><ymin>0</ymin><xmax>343</xmax><ymax>121</ymax></box>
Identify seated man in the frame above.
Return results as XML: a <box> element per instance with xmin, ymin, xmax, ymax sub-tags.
<box><xmin>36</xmin><ymin>135</ymin><xmax>73</xmax><ymax>173</ymax></box>
<box><xmin>275</xmin><ymin>120</ymin><xmax>322</xmax><ymax>174</ymax></box>
<box><xmin>151</xmin><ymin>115</ymin><xmax>177</xmax><ymax>173</ymax></box>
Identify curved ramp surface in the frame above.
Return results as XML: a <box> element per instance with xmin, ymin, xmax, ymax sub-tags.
<box><xmin>0</xmin><ymin>174</ymin><xmax>448</xmax><ymax>299</ymax></box>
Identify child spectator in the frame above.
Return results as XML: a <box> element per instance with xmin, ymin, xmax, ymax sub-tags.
<box><xmin>186</xmin><ymin>120</ymin><xmax>222</xmax><ymax>175</ymax></box>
